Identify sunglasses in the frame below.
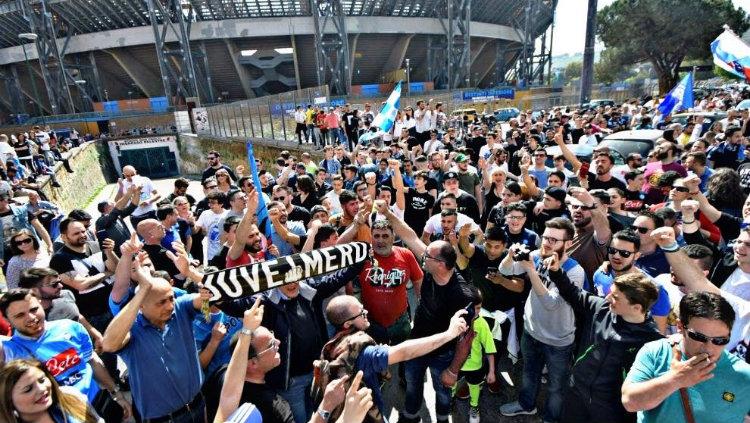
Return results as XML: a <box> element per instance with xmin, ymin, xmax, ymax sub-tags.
<box><xmin>686</xmin><ymin>328</ymin><xmax>730</xmax><ymax>346</ymax></box>
<box><xmin>607</xmin><ymin>246</ymin><xmax>634</xmax><ymax>258</ymax></box>
<box><xmin>14</xmin><ymin>238</ymin><xmax>33</xmax><ymax>246</ymax></box>
<box><xmin>673</xmin><ymin>186</ymin><xmax>690</xmax><ymax>193</ymax></box>
<box><xmin>422</xmin><ymin>252</ymin><xmax>446</xmax><ymax>263</ymax></box>
<box><xmin>42</xmin><ymin>279</ymin><xmax>62</xmax><ymax>288</ymax></box>
<box><xmin>250</xmin><ymin>337</ymin><xmax>281</xmax><ymax>358</ymax></box>
<box><xmin>273</xmin><ymin>196</ymin><xmax>286</xmax><ymax>201</ymax></box>
<box><xmin>566</xmin><ymin>203</ymin><xmax>597</xmax><ymax>210</ymax></box>
<box><xmin>629</xmin><ymin>226</ymin><xmax>650</xmax><ymax>234</ymax></box>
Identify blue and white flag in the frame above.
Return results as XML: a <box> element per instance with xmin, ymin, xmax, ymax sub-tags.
<box><xmin>657</xmin><ymin>72</ymin><xmax>694</xmax><ymax>117</ymax></box>
<box><xmin>711</xmin><ymin>26</ymin><xmax>750</xmax><ymax>82</ymax></box>
<box><xmin>360</xmin><ymin>81</ymin><xmax>401</xmax><ymax>143</ymax></box>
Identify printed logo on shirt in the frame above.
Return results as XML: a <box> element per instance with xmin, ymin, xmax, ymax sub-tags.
<box><xmin>410</xmin><ymin>196</ymin><xmax>429</xmax><ymax>210</ymax></box>
<box><xmin>722</xmin><ymin>391</ymin><xmax>735</xmax><ymax>403</ymax></box>
<box><xmin>365</xmin><ymin>267</ymin><xmax>406</xmax><ymax>288</ymax></box>
<box><xmin>46</xmin><ymin>348</ymin><xmax>81</xmax><ymax>377</ymax></box>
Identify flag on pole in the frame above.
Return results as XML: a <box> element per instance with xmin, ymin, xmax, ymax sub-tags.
<box><xmin>246</xmin><ymin>141</ymin><xmax>270</xmax><ymax>234</ymax></box>
<box><xmin>657</xmin><ymin>72</ymin><xmax>694</xmax><ymax>117</ymax></box>
<box><xmin>360</xmin><ymin>81</ymin><xmax>402</xmax><ymax>143</ymax></box>
<box><xmin>711</xmin><ymin>26</ymin><xmax>750</xmax><ymax>82</ymax></box>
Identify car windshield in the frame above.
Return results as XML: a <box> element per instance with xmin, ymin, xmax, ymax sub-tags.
<box><xmin>600</xmin><ymin>139</ymin><xmax>653</xmax><ymax>158</ymax></box>
<box><xmin>672</xmin><ymin>114</ymin><xmax>725</xmax><ymax>126</ymax></box>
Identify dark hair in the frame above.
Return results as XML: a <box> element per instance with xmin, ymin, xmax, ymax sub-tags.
<box><xmin>238</xmin><ymin>176</ymin><xmax>253</xmax><ymax>188</ymax></box>
<box><xmin>636</xmin><ymin>210</ymin><xmax>664</xmax><ymax>229</ymax></box>
<box><xmin>613</xmin><ymin>272</ymin><xmax>659</xmax><ymax>313</ymax></box>
<box><xmin>156</xmin><ymin>204</ymin><xmax>176</xmax><ymax>221</ymax></box>
<box><xmin>338</xmin><ymin>189</ymin><xmax>357</xmax><ymax>205</ymax></box>
<box><xmin>548</xmin><ymin>170</ymin><xmax>566</xmax><ymax>183</ymax></box>
<box><xmin>227</xmin><ymin>189</ymin><xmax>244</xmax><ymax>203</ymax></box>
<box><xmin>485</xmin><ymin>225</ymin><xmax>508</xmax><ymax>244</ymax></box>
<box><xmin>725</xmin><ymin>125</ymin><xmax>742</xmax><ymax>139</ymax></box>
<box><xmin>18</xmin><ymin>267</ymin><xmax>58</xmax><ymax>289</ymax></box>
<box><xmin>612</xmin><ymin>229</ymin><xmax>641</xmax><ymax>250</ymax></box>
<box><xmin>175</xmin><ymin>177</ymin><xmax>190</xmax><ymax>189</ymax></box>
<box><xmin>208</xmin><ymin>150</ymin><xmax>220</xmax><ymax>158</ymax></box>
<box><xmin>687</xmin><ymin>151</ymin><xmax>707</xmax><ymax>166</ymax></box>
<box><xmin>202</xmin><ymin>176</ymin><xmax>217</xmax><ymax>188</ymax></box>
<box><xmin>206</xmin><ymin>191</ymin><xmax>227</xmax><ymax>204</ymax></box>
<box><xmin>467</xmin><ymin>284</ymin><xmax>483</xmax><ymax>307</ymax></box>
<box><xmin>706</xmin><ymin>168</ymin><xmax>745</xmax><ymax>212</ymax></box>
<box><xmin>504</xmin><ymin>181</ymin><xmax>522</xmax><ymax>196</ymax></box>
<box><xmin>624</xmin><ymin>169</ymin><xmax>643</xmax><ymax>183</ymax></box>
<box><xmin>9</xmin><ymin>229</ymin><xmax>40</xmax><ymax>256</ymax></box>
<box><xmin>679</xmin><ymin>291</ymin><xmax>735</xmax><ymax>330</ymax></box>
<box><xmin>68</xmin><ymin>209</ymin><xmax>92</xmax><ymax>221</ymax></box>
<box><xmin>0</xmin><ymin>288</ymin><xmax>32</xmax><ymax>318</ymax></box>
<box><xmin>657</xmin><ymin>170</ymin><xmax>682</xmax><ymax>188</ymax></box>
<box><xmin>223</xmin><ymin>215</ymin><xmax>242</xmax><ymax>233</ymax></box>
<box><xmin>296</xmin><ymin>175</ymin><xmax>315</xmax><ymax>194</ymax></box>
<box><xmin>654</xmin><ymin>207</ymin><xmax>677</xmax><ymax>224</ymax></box>
<box><xmin>545</xmin><ymin>217</ymin><xmax>575</xmax><ymax>240</ymax></box>
<box><xmin>589</xmin><ymin>189</ymin><xmax>611</xmax><ymax>205</ymax></box>
<box><xmin>505</xmin><ymin>201</ymin><xmax>527</xmax><ymax>214</ymax></box>
<box><xmin>313</xmin><ymin>224</ymin><xmax>338</xmax><ymax>249</ymax></box>
<box><xmin>59</xmin><ymin>218</ymin><xmax>83</xmax><ymax>235</ymax></box>
<box><xmin>344</xmin><ymin>164</ymin><xmax>358</xmax><ymax>174</ymax></box>
<box><xmin>681</xmin><ymin>244</ymin><xmax>714</xmax><ymax>272</ymax></box>
<box><xmin>436</xmin><ymin>242</ymin><xmax>457</xmax><ymax>269</ymax></box>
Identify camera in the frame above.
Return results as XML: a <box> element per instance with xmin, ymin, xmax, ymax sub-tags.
<box><xmin>512</xmin><ymin>245</ymin><xmax>531</xmax><ymax>262</ymax></box>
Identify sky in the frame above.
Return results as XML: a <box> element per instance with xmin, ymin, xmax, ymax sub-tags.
<box><xmin>551</xmin><ymin>0</ymin><xmax>750</xmax><ymax>56</ymax></box>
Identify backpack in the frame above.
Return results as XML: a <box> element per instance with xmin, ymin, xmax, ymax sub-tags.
<box><xmin>311</xmin><ymin>329</ymin><xmax>385</xmax><ymax>423</ymax></box>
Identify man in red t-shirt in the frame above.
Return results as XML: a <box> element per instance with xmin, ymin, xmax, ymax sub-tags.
<box><xmin>226</xmin><ymin>188</ymin><xmax>276</xmax><ymax>268</ymax></box>
<box><xmin>353</xmin><ymin>219</ymin><xmax>423</xmax><ymax>345</ymax></box>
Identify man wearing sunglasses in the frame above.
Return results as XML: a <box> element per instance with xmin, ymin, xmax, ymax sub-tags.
<box><xmin>566</xmin><ymin>187</ymin><xmax>613</xmax><ymax>283</ymax></box>
<box><xmin>593</xmin><ymin>230</ymin><xmax>672</xmax><ymax>334</ymax></box>
<box><xmin>622</xmin><ymin>290</ymin><xmax>750</xmax><ymax>423</ymax></box>
<box><xmin>630</xmin><ymin>211</ymin><xmax>671</xmax><ymax>278</ymax></box>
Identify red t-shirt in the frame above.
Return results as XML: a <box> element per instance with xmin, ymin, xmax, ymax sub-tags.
<box><xmin>358</xmin><ymin>246</ymin><xmax>423</xmax><ymax>327</ymax></box>
<box><xmin>226</xmin><ymin>250</ymin><xmax>266</xmax><ymax>268</ymax></box>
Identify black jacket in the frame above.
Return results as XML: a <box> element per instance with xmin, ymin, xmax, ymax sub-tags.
<box><xmin>218</xmin><ymin>261</ymin><xmax>364</xmax><ymax>390</ymax></box>
<box><xmin>549</xmin><ymin>268</ymin><xmax>663</xmax><ymax>415</ymax></box>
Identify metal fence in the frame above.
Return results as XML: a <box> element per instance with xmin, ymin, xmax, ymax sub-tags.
<box><xmin>199</xmin><ymin>83</ymin><xmax>657</xmax><ymax>143</ymax></box>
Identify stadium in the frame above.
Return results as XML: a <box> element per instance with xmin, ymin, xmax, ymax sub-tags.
<box><xmin>0</xmin><ymin>0</ymin><xmax>554</xmax><ymax>120</ymax></box>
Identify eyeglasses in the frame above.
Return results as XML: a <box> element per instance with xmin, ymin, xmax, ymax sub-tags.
<box><xmin>250</xmin><ymin>336</ymin><xmax>281</xmax><ymax>358</ymax></box>
<box><xmin>542</xmin><ymin>235</ymin><xmax>567</xmax><ymax>244</ymax></box>
<box><xmin>607</xmin><ymin>246</ymin><xmax>634</xmax><ymax>258</ymax></box>
<box><xmin>629</xmin><ymin>226</ymin><xmax>651</xmax><ymax>234</ymax></box>
<box><xmin>273</xmin><ymin>196</ymin><xmax>286</xmax><ymax>201</ymax></box>
<box><xmin>423</xmin><ymin>252</ymin><xmax>446</xmax><ymax>263</ymax></box>
<box><xmin>505</xmin><ymin>215</ymin><xmax>526</xmax><ymax>221</ymax></box>
<box><xmin>13</xmin><ymin>238</ymin><xmax>33</xmax><ymax>246</ymax></box>
<box><xmin>686</xmin><ymin>328</ymin><xmax>730</xmax><ymax>346</ymax></box>
<box><xmin>344</xmin><ymin>308</ymin><xmax>368</xmax><ymax>323</ymax></box>
<box><xmin>216</xmin><ymin>174</ymin><xmax>229</xmax><ymax>178</ymax></box>
<box><xmin>206</xmin><ymin>185</ymin><xmax>218</xmax><ymax>189</ymax></box>
<box><xmin>207</xmin><ymin>156</ymin><xmax>217</xmax><ymax>160</ymax></box>
<box><xmin>673</xmin><ymin>186</ymin><xmax>690</xmax><ymax>193</ymax></box>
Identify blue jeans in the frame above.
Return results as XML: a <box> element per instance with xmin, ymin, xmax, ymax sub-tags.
<box><xmin>518</xmin><ymin>331</ymin><xmax>573</xmax><ymax>423</ymax></box>
<box><xmin>401</xmin><ymin>349</ymin><xmax>454</xmax><ymax>422</ymax></box>
<box><xmin>279</xmin><ymin>372</ymin><xmax>313</xmax><ymax>423</ymax></box>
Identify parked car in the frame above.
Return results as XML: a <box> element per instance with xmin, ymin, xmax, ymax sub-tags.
<box><xmin>543</xmin><ymin>144</ymin><xmax>626</xmax><ymax>168</ymax></box>
<box><xmin>672</xmin><ymin>111</ymin><xmax>727</xmax><ymax>133</ymax></box>
<box><xmin>736</xmin><ymin>99</ymin><xmax>750</xmax><ymax>111</ymax></box>
<box><xmin>598</xmin><ymin>129</ymin><xmax>663</xmax><ymax>159</ymax></box>
<box><xmin>582</xmin><ymin>99</ymin><xmax>617</xmax><ymax>109</ymax></box>
<box><xmin>494</xmin><ymin>107</ymin><xmax>520</xmax><ymax>122</ymax></box>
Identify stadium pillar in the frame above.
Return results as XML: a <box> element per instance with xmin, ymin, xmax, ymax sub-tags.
<box><xmin>580</xmin><ymin>0</ymin><xmax>597</xmax><ymax>104</ymax></box>
<box><xmin>311</xmin><ymin>0</ymin><xmax>351</xmax><ymax>95</ymax></box>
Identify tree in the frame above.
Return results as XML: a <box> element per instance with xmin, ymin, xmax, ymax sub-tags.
<box><xmin>597</xmin><ymin>0</ymin><xmax>749</xmax><ymax>94</ymax></box>
<box><xmin>595</xmin><ymin>48</ymin><xmax>629</xmax><ymax>84</ymax></box>
<box><xmin>564</xmin><ymin>61</ymin><xmax>582</xmax><ymax>82</ymax></box>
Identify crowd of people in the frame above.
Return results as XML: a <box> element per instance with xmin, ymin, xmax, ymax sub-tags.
<box><xmin>0</xmin><ymin>88</ymin><xmax>750</xmax><ymax>423</ymax></box>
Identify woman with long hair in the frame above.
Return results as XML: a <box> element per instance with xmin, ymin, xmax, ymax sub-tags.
<box><xmin>214</xmin><ymin>169</ymin><xmax>236</xmax><ymax>195</ymax></box>
<box><xmin>706</xmin><ymin>167</ymin><xmax>745</xmax><ymax>218</ymax></box>
<box><xmin>0</xmin><ymin>359</ymin><xmax>102</xmax><ymax>423</ymax></box>
<box><xmin>5</xmin><ymin>229</ymin><xmax>49</xmax><ymax>290</ymax></box>
<box><xmin>481</xmin><ymin>167</ymin><xmax>507</xmax><ymax>229</ymax></box>
<box><xmin>292</xmin><ymin>174</ymin><xmax>320</xmax><ymax>211</ymax></box>
<box><xmin>11</xmin><ymin>133</ymin><xmax>35</xmax><ymax>174</ymax></box>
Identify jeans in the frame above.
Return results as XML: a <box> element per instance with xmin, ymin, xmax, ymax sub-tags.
<box><xmin>279</xmin><ymin>372</ymin><xmax>313</xmax><ymax>423</ymax></box>
<box><xmin>518</xmin><ymin>331</ymin><xmax>573</xmax><ymax>423</ymax></box>
<box><xmin>401</xmin><ymin>349</ymin><xmax>454</xmax><ymax>422</ymax></box>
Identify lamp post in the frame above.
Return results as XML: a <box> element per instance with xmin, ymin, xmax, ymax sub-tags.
<box><xmin>18</xmin><ymin>32</ymin><xmax>45</xmax><ymax>125</ymax></box>
<box><xmin>405</xmin><ymin>58</ymin><xmax>410</xmax><ymax>98</ymax></box>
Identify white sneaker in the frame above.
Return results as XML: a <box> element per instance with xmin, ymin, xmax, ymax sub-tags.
<box><xmin>469</xmin><ymin>406</ymin><xmax>480</xmax><ymax>423</ymax></box>
<box><xmin>499</xmin><ymin>401</ymin><xmax>537</xmax><ymax>416</ymax></box>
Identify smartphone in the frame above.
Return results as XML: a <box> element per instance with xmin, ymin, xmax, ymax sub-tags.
<box><xmin>463</xmin><ymin>302</ymin><xmax>476</xmax><ymax>322</ymax></box>
<box><xmin>579</xmin><ymin>161</ymin><xmax>590</xmax><ymax>179</ymax></box>
<box><xmin>96</xmin><ymin>229</ymin><xmax>107</xmax><ymax>240</ymax></box>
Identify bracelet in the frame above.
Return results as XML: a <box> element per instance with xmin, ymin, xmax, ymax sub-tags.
<box><xmin>661</xmin><ymin>242</ymin><xmax>680</xmax><ymax>253</ymax></box>
<box><xmin>240</xmin><ymin>328</ymin><xmax>254</xmax><ymax>337</ymax></box>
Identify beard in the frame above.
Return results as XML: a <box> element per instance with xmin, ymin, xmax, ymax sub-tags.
<box><xmin>540</xmin><ymin>243</ymin><xmax>566</xmax><ymax>259</ymax></box>
<box><xmin>244</xmin><ymin>242</ymin><xmax>261</xmax><ymax>254</ymax></box>
<box><xmin>656</xmin><ymin>151</ymin><xmax>668</xmax><ymax>160</ymax></box>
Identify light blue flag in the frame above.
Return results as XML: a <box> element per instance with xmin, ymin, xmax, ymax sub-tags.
<box><xmin>360</xmin><ymin>81</ymin><xmax>402</xmax><ymax>143</ymax></box>
<box><xmin>657</xmin><ymin>72</ymin><xmax>694</xmax><ymax>117</ymax></box>
<box><xmin>246</xmin><ymin>141</ymin><xmax>270</xmax><ymax>234</ymax></box>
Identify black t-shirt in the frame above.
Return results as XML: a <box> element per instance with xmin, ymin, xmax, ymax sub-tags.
<box><xmin>410</xmin><ymin>271</ymin><xmax>473</xmax><ymax>355</ymax></box>
<box><xmin>465</xmin><ymin>136</ymin><xmax>486</xmax><ymax>163</ymax></box>
<box><xmin>343</xmin><ymin>112</ymin><xmax>359</xmax><ymax>134</ymax></box>
<box><xmin>432</xmin><ymin>191</ymin><xmax>480</xmax><ymax>221</ymax></box>
<box><xmin>283</xmin><ymin>297</ymin><xmax>321</xmax><ymax>376</ymax></box>
<box><xmin>202</xmin><ymin>165</ymin><xmax>237</xmax><ymax>183</ymax></box>
<box><xmin>208</xmin><ymin>245</ymin><xmax>230</xmax><ymax>270</ymax></box>
<box><xmin>587</xmin><ymin>173</ymin><xmax>627</xmax><ymax>191</ymax></box>
<box><xmin>49</xmin><ymin>245</ymin><xmax>113</xmax><ymax>318</ymax></box>
<box><xmin>142</xmin><ymin>244</ymin><xmax>182</xmax><ymax>283</ymax></box>
<box><xmin>624</xmin><ymin>189</ymin><xmax>646</xmax><ymax>212</ymax></box>
<box><xmin>241</xmin><ymin>382</ymin><xmax>294</xmax><ymax>423</ymax></box>
<box><xmin>404</xmin><ymin>188</ymin><xmax>435</xmax><ymax>234</ymax></box>
<box><xmin>288</xmin><ymin>205</ymin><xmax>311</xmax><ymax>227</ymax></box>
<box><xmin>466</xmin><ymin>247</ymin><xmax>524</xmax><ymax>312</ymax></box>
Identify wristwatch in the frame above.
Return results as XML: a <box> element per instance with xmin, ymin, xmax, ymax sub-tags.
<box><xmin>240</xmin><ymin>328</ymin><xmax>254</xmax><ymax>337</ymax></box>
<box><xmin>317</xmin><ymin>408</ymin><xmax>332</xmax><ymax>421</ymax></box>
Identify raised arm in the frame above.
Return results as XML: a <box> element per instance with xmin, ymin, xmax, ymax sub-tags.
<box><xmin>552</xmin><ymin>130</ymin><xmax>582</xmax><ymax>172</ymax></box>
<box><xmin>228</xmin><ymin>188</ymin><xmax>260</xmax><ymax>261</ymax></box>
<box><xmin>389</xmin><ymin>160</ymin><xmax>406</xmax><ymax>212</ymax></box>
<box><xmin>650</xmin><ymin>227</ymin><xmax>720</xmax><ymax>295</ymax></box>
<box><xmin>569</xmin><ymin>187</ymin><xmax>612</xmax><ymax>244</ymax></box>
<box><xmin>375</xmin><ymin>200</ymin><xmax>426</xmax><ymax>258</ymax></box>
<box><xmin>102</xmin><ymin>273</ymin><xmax>152</xmax><ymax>353</ymax></box>
<box><xmin>684</xmin><ymin>175</ymin><xmax>721</xmax><ymax>222</ymax></box>
<box><xmin>387</xmin><ymin>309</ymin><xmax>467</xmax><ymax>364</ymax></box>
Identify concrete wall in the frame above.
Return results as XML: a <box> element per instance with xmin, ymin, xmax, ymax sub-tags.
<box><xmin>39</xmin><ymin>142</ymin><xmax>116</xmax><ymax>213</ymax></box>
<box><xmin>178</xmin><ymin>135</ymin><xmax>323</xmax><ymax>178</ymax></box>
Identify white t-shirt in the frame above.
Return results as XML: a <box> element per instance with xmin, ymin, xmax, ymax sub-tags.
<box><xmin>422</xmin><ymin>139</ymin><xmax>444</xmax><ymax>156</ymax></box>
<box><xmin>0</xmin><ymin>142</ymin><xmax>17</xmax><ymax>160</ymax></box>
<box><xmin>414</xmin><ymin>109</ymin><xmax>432</xmax><ymax>133</ymax></box>
<box><xmin>721</xmin><ymin>291</ymin><xmax>750</xmax><ymax>363</ymax></box>
<box><xmin>723</xmin><ymin>268</ymin><xmax>750</xmax><ymax>300</ymax></box>
<box><xmin>121</xmin><ymin>175</ymin><xmax>157</xmax><ymax>217</ymax></box>
<box><xmin>197</xmin><ymin>209</ymin><xmax>228</xmax><ymax>262</ymax></box>
<box><xmin>422</xmin><ymin>212</ymin><xmax>479</xmax><ymax>236</ymax></box>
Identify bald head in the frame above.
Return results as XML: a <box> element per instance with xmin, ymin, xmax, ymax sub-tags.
<box><xmin>326</xmin><ymin>295</ymin><xmax>360</xmax><ymax>328</ymax></box>
<box><xmin>123</xmin><ymin>166</ymin><xmax>137</xmax><ymax>181</ymax></box>
<box><xmin>137</xmin><ymin>218</ymin><xmax>164</xmax><ymax>244</ymax></box>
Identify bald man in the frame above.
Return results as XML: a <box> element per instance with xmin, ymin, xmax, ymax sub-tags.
<box><xmin>115</xmin><ymin>165</ymin><xmax>161</xmax><ymax>228</ymax></box>
<box><xmin>322</xmin><ymin>295</ymin><xmax>467</xmax><ymax>416</ymax></box>
<box><xmin>136</xmin><ymin>219</ymin><xmax>183</xmax><ymax>284</ymax></box>
<box><xmin>103</xmin><ymin>271</ymin><xmax>210</xmax><ymax>422</ymax></box>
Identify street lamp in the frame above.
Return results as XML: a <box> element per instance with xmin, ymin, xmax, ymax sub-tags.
<box><xmin>405</xmin><ymin>58</ymin><xmax>410</xmax><ymax>97</ymax></box>
<box><xmin>18</xmin><ymin>32</ymin><xmax>46</xmax><ymax>124</ymax></box>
